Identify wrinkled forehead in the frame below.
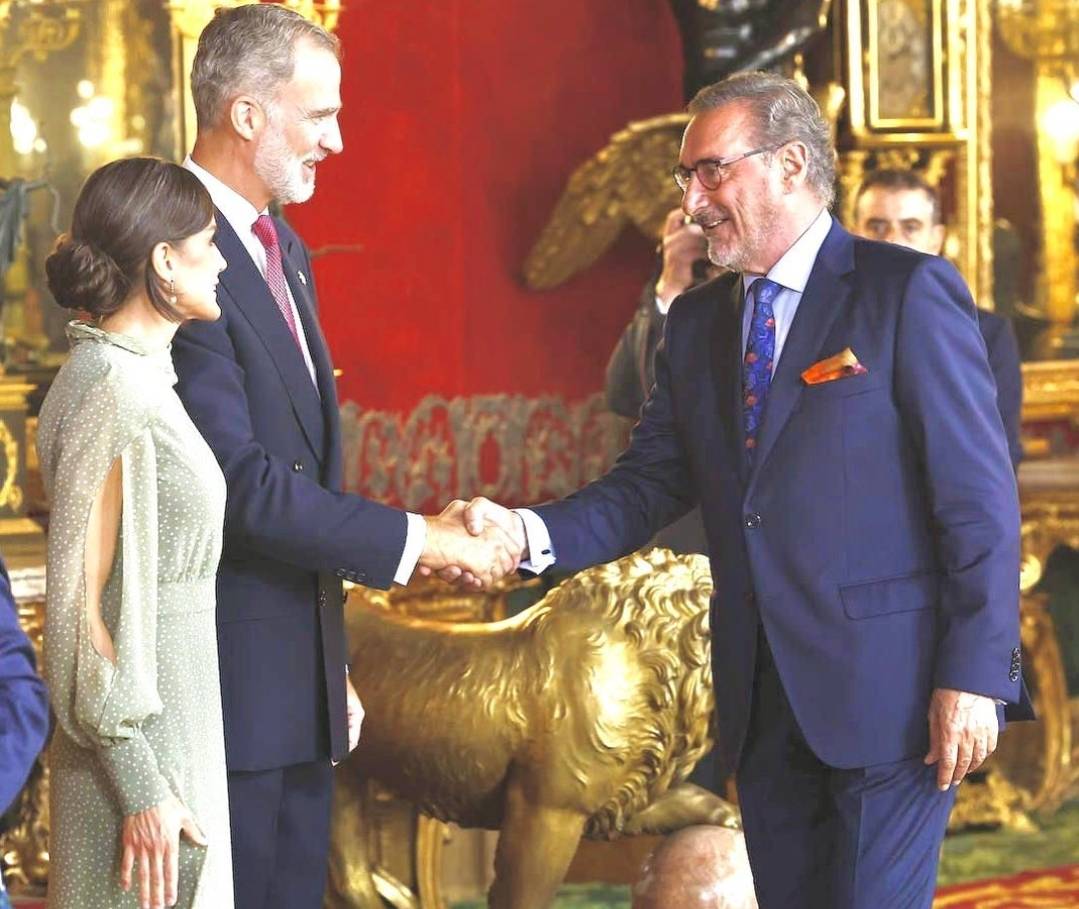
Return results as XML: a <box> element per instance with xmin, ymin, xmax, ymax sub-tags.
<box><xmin>679</xmin><ymin>103</ymin><xmax>759</xmax><ymax>163</ymax></box>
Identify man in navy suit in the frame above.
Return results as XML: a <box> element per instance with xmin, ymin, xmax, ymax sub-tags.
<box><xmin>172</xmin><ymin>7</ymin><xmax>518</xmax><ymax>907</ymax></box>
<box><xmin>463</xmin><ymin>72</ymin><xmax>1030</xmax><ymax>907</ymax></box>
<box><xmin>852</xmin><ymin>168</ymin><xmax>1024</xmax><ymax>470</ymax></box>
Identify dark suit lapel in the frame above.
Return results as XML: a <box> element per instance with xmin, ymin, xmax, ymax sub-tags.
<box><xmin>214</xmin><ymin>210</ymin><xmax>327</xmax><ymax>465</ymax></box>
<box><xmin>279</xmin><ymin>224</ymin><xmax>345</xmax><ymax>486</ymax></box>
<box><xmin>710</xmin><ymin>273</ymin><xmax>748</xmax><ymax>478</ymax></box>
<box><xmin>748</xmin><ymin>220</ymin><xmax>855</xmax><ymax>486</ymax></box>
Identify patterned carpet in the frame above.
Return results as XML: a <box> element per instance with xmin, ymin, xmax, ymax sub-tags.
<box><xmin>10</xmin><ymin>802</ymin><xmax>1079</xmax><ymax>908</ymax></box>
<box><xmin>935</xmin><ymin>865</ymin><xmax>1079</xmax><ymax>907</ymax></box>
<box><xmin>449</xmin><ymin>800</ymin><xmax>1079</xmax><ymax>908</ymax></box>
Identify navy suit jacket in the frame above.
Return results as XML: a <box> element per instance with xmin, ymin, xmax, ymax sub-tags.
<box><xmin>0</xmin><ymin>558</ymin><xmax>48</xmax><ymax>814</ymax></box>
<box><xmin>536</xmin><ymin>221</ymin><xmax>1029</xmax><ymax>776</ymax></box>
<box><xmin>173</xmin><ymin>212</ymin><xmax>407</xmax><ymax>772</ymax></box>
<box><xmin>610</xmin><ymin>282</ymin><xmax>1026</xmax><ymax>473</ymax></box>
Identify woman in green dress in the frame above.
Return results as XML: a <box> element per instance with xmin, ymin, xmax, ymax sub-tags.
<box><xmin>38</xmin><ymin>157</ymin><xmax>231</xmax><ymax>909</ymax></box>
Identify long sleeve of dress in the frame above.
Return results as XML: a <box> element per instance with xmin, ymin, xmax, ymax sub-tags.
<box><xmin>41</xmin><ymin>372</ymin><xmax>173</xmax><ymax>816</ymax></box>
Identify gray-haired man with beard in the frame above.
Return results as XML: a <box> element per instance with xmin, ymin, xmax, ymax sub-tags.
<box><xmin>172</xmin><ymin>6</ymin><xmax>518</xmax><ymax>907</ymax></box>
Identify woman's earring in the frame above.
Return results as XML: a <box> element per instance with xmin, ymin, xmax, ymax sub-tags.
<box><xmin>169</xmin><ymin>278</ymin><xmax>177</xmax><ymax>306</ymax></box>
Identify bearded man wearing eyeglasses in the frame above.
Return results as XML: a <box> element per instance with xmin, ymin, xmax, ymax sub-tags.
<box><xmin>459</xmin><ymin>70</ymin><xmax>1033</xmax><ymax>909</ymax></box>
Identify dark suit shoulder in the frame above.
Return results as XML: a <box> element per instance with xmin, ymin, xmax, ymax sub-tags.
<box><xmin>976</xmin><ymin>308</ymin><xmax>1007</xmax><ymax>345</ymax></box>
<box><xmin>850</xmin><ymin>234</ymin><xmax>932</xmax><ymax>280</ymax></box>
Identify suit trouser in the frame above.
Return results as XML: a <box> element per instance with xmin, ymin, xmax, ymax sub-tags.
<box><xmin>227</xmin><ymin>760</ymin><xmax>334</xmax><ymax>909</ymax></box>
<box><xmin>736</xmin><ymin>630</ymin><xmax>956</xmax><ymax>909</ymax></box>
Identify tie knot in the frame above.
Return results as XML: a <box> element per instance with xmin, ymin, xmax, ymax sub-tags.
<box><xmin>252</xmin><ymin>214</ymin><xmax>280</xmax><ymax>253</ymax></box>
<box><xmin>751</xmin><ymin>278</ymin><xmax>783</xmax><ymax>310</ymax></box>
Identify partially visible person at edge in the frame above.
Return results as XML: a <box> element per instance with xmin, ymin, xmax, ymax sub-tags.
<box><xmin>0</xmin><ymin>554</ymin><xmax>49</xmax><ymax>909</ymax></box>
<box><xmin>38</xmin><ymin>156</ymin><xmax>233</xmax><ymax>909</ymax></box>
<box><xmin>171</xmin><ymin>6</ymin><xmax>518</xmax><ymax>908</ymax></box>
<box><xmin>605</xmin><ymin>208</ymin><xmax>716</xmax><ymax>556</ymax></box>
<box><xmin>852</xmin><ymin>167</ymin><xmax>1023</xmax><ymax>470</ymax></box>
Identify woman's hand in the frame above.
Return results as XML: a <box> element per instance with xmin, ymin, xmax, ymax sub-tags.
<box><xmin>120</xmin><ymin>795</ymin><xmax>207</xmax><ymax>909</ymax></box>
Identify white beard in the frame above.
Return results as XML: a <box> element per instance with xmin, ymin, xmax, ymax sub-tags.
<box><xmin>253</xmin><ymin>121</ymin><xmax>315</xmax><ymax>205</ymax></box>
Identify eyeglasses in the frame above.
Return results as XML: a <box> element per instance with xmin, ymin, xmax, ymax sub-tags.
<box><xmin>672</xmin><ymin>145</ymin><xmax>782</xmax><ymax>192</ymax></box>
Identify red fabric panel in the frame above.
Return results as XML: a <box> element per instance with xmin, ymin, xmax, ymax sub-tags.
<box><xmin>285</xmin><ymin>1</ymin><xmax>684</xmax><ymax>412</ymax></box>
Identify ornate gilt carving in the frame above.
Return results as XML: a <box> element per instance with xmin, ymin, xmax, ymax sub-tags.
<box><xmin>522</xmin><ymin>113</ymin><xmax>688</xmax><ymax>291</ymax></box>
<box><xmin>328</xmin><ymin>551</ymin><xmax>737</xmax><ymax>909</ymax></box>
<box><xmin>1020</xmin><ymin>360</ymin><xmax>1079</xmax><ymax>421</ymax></box>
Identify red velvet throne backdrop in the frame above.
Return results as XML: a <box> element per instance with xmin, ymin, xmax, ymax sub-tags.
<box><xmin>283</xmin><ymin>1</ymin><xmax>684</xmax><ymax>509</ymax></box>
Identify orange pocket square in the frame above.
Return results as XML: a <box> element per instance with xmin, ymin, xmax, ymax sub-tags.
<box><xmin>801</xmin><ymin>347</ymin><xmax>868</xmax><ymax>385</ymax></box>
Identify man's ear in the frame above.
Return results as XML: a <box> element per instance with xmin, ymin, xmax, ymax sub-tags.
<box><xmin>779</xmin><ymin>141</ymin><xmax>810</xmax><ymax>192</ymax></box>
<box><xmin>229</xmin><ymin>94</ymin><xmax>266</xmax><ymax>141</ymax></box>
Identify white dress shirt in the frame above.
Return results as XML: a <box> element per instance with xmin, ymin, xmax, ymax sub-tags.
<box><xmin>518</xmin><ymin>208</ymin><xmax>833</xmax><ymax>574</ymax></box>
<box><xmin>741</xmin><ymin>208</ymin><xmax>832</xmax><ymax>367</ymax></box>
<box><xmin>183</xmin><ymin>157</ymin><xmax>426</xmax><ymax>585</ymax></box>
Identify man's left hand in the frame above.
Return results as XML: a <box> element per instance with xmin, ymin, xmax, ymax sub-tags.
<box><xmin>345</xmin><ymin>673</ymin><xmax>364</xmax><ymax>753</ymax></box>
<box><xmin>924</xmin><ymin>687</ymin><xmax>999</xmax><ymax>790</ymax></box>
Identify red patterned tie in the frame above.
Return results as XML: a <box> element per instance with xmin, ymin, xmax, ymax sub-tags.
<box><xmin>251</xmin><ymin>214</ymin><xmax>301</xmax><ymax>349</ymax></box>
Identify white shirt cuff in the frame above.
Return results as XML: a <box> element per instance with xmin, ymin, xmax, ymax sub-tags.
<box><xmin>393</xmin><ymin>512</ymin><xmax>427</xmax><ymax>585</ymax></box>
<box><xmin>514</xmin><ymin>508</ymin><xmax>556</xmax><ymax>574</ymax></box>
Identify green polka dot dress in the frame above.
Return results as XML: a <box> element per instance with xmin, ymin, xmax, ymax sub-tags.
<box><xmin>38</xmin><ymin>322</ymin><xmax>233</xmax><ymax>908</ymax></box>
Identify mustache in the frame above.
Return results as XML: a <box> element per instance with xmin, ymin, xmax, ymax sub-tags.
<box><xmin>689</xmin><ymin>208</ymin><xmax>729</xmax><ymax>226</ymax></box>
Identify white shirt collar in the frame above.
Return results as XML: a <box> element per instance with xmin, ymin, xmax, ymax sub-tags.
<box><xmin>183</xmin><ymin>156</ymin><xmax>266</xmax><ymax>236</ymax></box>
<box><xmin>746</xmin><ymin>207</ymin><xmax>832</xmax><ymax>295</ymax></box>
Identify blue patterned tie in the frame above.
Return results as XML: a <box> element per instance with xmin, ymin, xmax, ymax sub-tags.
<box><xmin>742</xmin><ymin>278</ymin><xmax>782</xmax><ymax>461</ymax></box>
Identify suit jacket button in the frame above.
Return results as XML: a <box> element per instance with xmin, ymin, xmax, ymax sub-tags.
<box><xmin>292</xmin><ymin>460</ymin><xmax>304</xmax><ymax>472</ymax></box>
<box><xmin>319</xmin><ymin>590</ymin><xmax>327</xmax><ymax>607</ymax></box>
<box><xmin>744</xmin><ymin>513</ymin><xmax>762</xmax><ymax>530</ymax></box>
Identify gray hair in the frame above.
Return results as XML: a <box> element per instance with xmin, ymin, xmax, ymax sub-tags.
<box><xmin>191</xmin><ymin>4</ymin><xmax>340</xmax><ymax>131</ymax></box>
<box><xmin>688</xmin><ymin>71</ymin><xmax>836</xmax><ymax>208</ymax></box>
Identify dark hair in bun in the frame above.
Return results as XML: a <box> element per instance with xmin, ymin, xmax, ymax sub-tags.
<box><xmin>46</xmin><ymin>157</ymin><xmax>214</xmax><ymax>321</ymax></box>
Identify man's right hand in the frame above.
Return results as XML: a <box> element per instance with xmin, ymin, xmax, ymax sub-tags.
<box><xmin>418</xmin><ymin>500</ymin><xmax>523</xmax><ymax>589</ymax></box>
<box><xmin>655</xmin><ymin>208</ymin><xmax>709</xmax><ymax>310</ymax></box>
<box><xmin>120</xmin><ymin>795</ymin><xmax>207</xmax><ymax>909</ymax></box>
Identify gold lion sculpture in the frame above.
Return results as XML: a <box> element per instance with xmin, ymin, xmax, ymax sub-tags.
<box><xmin>328</xmin><ymin>549</ymin><xmax>736</xmax><ymax>909</ymax></box>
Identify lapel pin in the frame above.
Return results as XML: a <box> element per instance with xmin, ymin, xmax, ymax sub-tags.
<box><xmin>297</xmin><ymin>270</ymin><xmax>307</xmax><ymax>286</ymax></box>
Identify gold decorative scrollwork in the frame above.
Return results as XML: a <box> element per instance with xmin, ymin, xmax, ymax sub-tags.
<box><xmin>0</xmin><ymin>417</ymin><xmax>23</xmax><ymax>513</ymax></box>
<box><xmin>522</xmin><ymin>113</ymin><xmax>688</xmax><ymax>291</ymax></box>
<box><xmin>0</xmin><ymin>1</ymin><xmax>88</xmax><ymax>65</ymax></box>
<box><xmin>166</xmin><ymin>0</ymin><xmax>341</xmax><ymax>41</ymax></box>
<box><xmin>1020</xmin><ymin>360</ymin><xmax>1079</xmax><ymax>421</ymax></box>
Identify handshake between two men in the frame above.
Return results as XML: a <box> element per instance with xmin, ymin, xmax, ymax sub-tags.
<box><xmin>417</xmin><ymin>498</ymin><xmax>527</xmax><ymax>588</ymax></box>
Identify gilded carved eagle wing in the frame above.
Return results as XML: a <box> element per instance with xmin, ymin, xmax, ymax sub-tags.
<box><xmin>523</xmin><ymin>112</ymin><xmax>690</xmax><ymax>291</ymax></box>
